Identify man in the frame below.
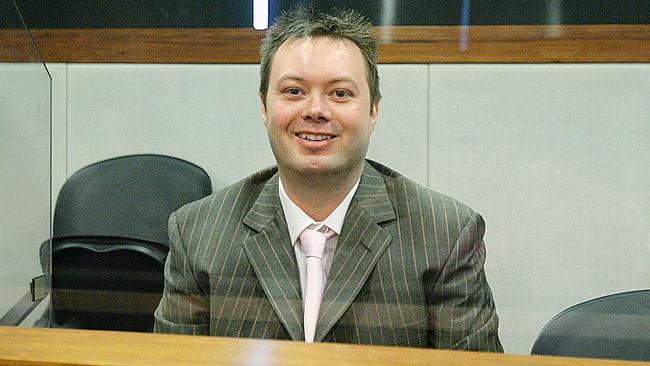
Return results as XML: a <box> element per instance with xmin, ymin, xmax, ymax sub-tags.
<box><xmin>154</xmin><ymin>6</ymin><xmax>502</xmax><ymax>351</ymax></box>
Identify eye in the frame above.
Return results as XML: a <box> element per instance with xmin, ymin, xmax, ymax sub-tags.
<box><xmin>283</xmin><ymin>87</ymin><xmax>302</xmax><ymax>97</ymax></box>
<box><xmin>333</xmin><ymin>89</ymin><xmax>351</xmax><ymax>99</ymax></box>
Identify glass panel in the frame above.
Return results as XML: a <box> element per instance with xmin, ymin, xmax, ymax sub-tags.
<box><xmin>0</xmin><ymin>2</ymin><xmax>647</xmax><ymax>363</ymax></box>
<box><xmin>0</xmin><ymin>0</ymin><xmax>52</xmax><ymax>326</ymax></box>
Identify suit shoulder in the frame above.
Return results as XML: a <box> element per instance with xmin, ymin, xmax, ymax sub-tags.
<box><xmin>369</xmin><ymin>160</ymin><xmax>477</xmax><ymax>221</ymax></box>
<box><xmin>173</xmin><ymin>165</ymin><xmax>278</xmax><ymax>224</ymax></box>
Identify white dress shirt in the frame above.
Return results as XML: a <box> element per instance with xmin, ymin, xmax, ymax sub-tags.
<box><xmin>278</xmin><ymin>177</ymin><xmax>360</xmax><ymax>301</ymax></box>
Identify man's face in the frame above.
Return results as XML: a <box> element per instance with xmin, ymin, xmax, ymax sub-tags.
<box><xmin>261</xmin><ymin>36</ymin><xmax>379</xmax><ymax>179</ymax></box>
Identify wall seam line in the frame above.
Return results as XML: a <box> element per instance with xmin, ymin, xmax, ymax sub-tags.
<box><xmin>64</xmin><ymin>63</ymin><xmax>69</xmax><ymax>181</ymax></box>
<box><xmin>426</xmin><ymin>64</ymin><xmax>431</xmax><ymax>189</ymax></box>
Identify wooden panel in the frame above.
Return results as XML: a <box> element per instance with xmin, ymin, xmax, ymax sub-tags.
<box><xmin>1</xmin><ymin>326</ymin><xmax>649</xmax><ymax>366</ymax></box>
<box><xmin>1</xmin><ymin>25</ymin><xmax>649</xmax><ymax>63</ymax></box>
<box><xmin>0</xmin><ymin>29</ymin><xmax>44</xmax><ymax>63</ymax></box>
<box><xmin>375</xmin><ymin>25</ymin><xmax>650</xmax><ymax>63</ymax></box>
<box><xmin>34</xmin><ymin>28</ymin><xmax>266</xmax><ymax>64</ymax></box>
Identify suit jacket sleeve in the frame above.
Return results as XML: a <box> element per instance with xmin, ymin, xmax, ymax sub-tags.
<box><xmin>154</xmin><ymin>210</ymin><xmax>210</xmax><ymax>335</ymax></box>
<box><xmin>426</xmin><ymin>211</ymin><xmax>503</xmax><ymax>352</ymax></box>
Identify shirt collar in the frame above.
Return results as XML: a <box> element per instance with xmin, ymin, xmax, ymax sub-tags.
<box><xmin>278</xmin><ymin>177</ymin><xmax>360</xmax><ymax>246</ymax></box>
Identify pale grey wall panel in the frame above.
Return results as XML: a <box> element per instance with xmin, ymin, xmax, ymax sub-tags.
<box><xmin>65</xmin><ymin>64</ymin><xmax>428</xmax><ymax>190</ymax></box>
<box><xmin>428</xmin><ymin>64</ymin><xmax>650</xmax><ymax>354</ymax></box>
<box><xmin>0</xmin><ymin>64</ymin><xmax>51</xmax><ymax>316</ymax></box>
<box><xmin>66</xmin><ymin>64</ymin><xmax>274</xmax><ymax>191</ymax></box>
<box><xmin>369</xmin><ymin>65</ymin><xmax>428</xmax><ymax>185</ymax></box>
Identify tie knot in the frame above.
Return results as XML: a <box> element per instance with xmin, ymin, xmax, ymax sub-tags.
<box><xmin>300</xmin><ymin>226</ymin><xmax>334</xmax><ymax>259</ymax></box>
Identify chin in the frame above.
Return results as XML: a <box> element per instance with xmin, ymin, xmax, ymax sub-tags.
<box><xmin>288</xmin><ymin>158</ymin><xmax>338</xmax><ymax>175</ymax></box>
<box><xmin>298</xmin><ymin>163</ymin><xmax>335</xmax><ymax>175</ymax></box>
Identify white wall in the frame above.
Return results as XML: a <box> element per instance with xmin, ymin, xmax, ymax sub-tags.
<box><xmin>0</xmin><ymin>63</ymin><xmax>51</xmax><ymax>318</ymax></box>
<box><xmin>56</xmin><ymin>64</ymin><xmax>430</xmax><ymax>192</ymax></box>
<box><xmin>5</xmin><ymin>62</ymin><xmax>650</xmax><ymax>354</ymax></box>
<box><xmin>428</xmin><ymin>64</ymin><xmax>650</xmax><ymax>353</ymax></box>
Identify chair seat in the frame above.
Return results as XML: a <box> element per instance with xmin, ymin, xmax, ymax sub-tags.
<box><xmin>50</xmin><ymin>237</ymin><xmax>167</xmax><ymax>332</ymax></box>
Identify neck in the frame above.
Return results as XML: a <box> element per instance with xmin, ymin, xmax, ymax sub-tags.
<box><xmin>279</xmin><ymin>164</ymin><xmax>363</xmax><ymax>222</ymax></box>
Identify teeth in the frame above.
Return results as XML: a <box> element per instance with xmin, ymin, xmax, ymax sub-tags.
<box><xmin>298</xmin><ymin>133</ymin><xmax>334</xmax><ymax>141</ymax></box>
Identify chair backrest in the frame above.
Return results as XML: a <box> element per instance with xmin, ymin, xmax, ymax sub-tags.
<box><xmin>47</xmin><ymin>154</ymin><xmax>212</xmax><ymax>332</ymax></box>
<box><xmin>531</xmin><ymin>290</ymin><xmax>650</xmax><ymax>361</ymax></box>
<box><xmin>53</xmin><ymin>154</ymin><xmax>212</xmax><ymax>245</ymax></box>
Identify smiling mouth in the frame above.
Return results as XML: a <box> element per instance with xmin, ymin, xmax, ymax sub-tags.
<box><xmin>296</xmin><ymin>133</ymin><xmax>336</xmax><ymax>141</ymax></box>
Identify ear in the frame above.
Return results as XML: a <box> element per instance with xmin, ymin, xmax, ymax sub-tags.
<box><xmin>369</xmin><ymin>100</ymin><xmax>379</xmax><ymax>133</ymax></box>
<box><xmin>260</xmin><ymin>93</ymin><xmax>269</xmax><ymax>127</ymax></box>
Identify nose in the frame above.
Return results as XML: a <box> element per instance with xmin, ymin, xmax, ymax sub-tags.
<box><xmin>301</xmin><ymin>93</ymin><xmax>332</xmax><ymax>122</ymax></box>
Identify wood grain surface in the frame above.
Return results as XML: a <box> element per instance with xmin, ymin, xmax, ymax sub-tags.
<box><xmin>1</xmin><ymin>25</ymin><xmax>649</xmax><ymax>64</ymax></box>
<box><xmin>1</xmin><ymin>326</ymin><xmax>649</xmax><ymax>366</ymax></box>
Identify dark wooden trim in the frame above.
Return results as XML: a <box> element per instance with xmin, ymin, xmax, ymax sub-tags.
<box><xmin>2</xmin><ymin>25</ymin><xmax>649</xmax><ymax>63</ymax></box>
<box><xmin>36</xmin><ymin>28</ymin><xmax>266</xmax><ymax>64</ymax></box>
<box><xmin>376</xmin><ymin>25</ymin><xmax>650</xmax><ymax>63</ymax></box>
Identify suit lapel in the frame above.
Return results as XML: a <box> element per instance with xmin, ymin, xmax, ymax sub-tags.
<box><xmin>241</xmin><ymin>174</ymin><xmax>304</xmax><ymax>341</ymax></box>
<box><xmin>315</xmin><ymin>161</ymin><xmax>396</xmax><ymax>342</ymax></box>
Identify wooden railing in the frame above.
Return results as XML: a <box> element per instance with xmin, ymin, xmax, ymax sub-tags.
<box><xmin>1</xmin><ymin>326</ymin><xmax>649</xmax><ymax>366</ymax></box>
<box><xmin>2</xmin><ymin>25</ymin><xmax>649</xmax><ymax>63</ymax></box>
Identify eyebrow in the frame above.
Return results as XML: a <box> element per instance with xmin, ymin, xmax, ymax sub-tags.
<box><xmin>330</xmin><ymin>77</ymin><xmax>358</xmax><ymax>87</ymax></box>
<box><xmin>276</xmin><ymin>75</ymin><xmax>306</xmax><ymax>85</ymax></box>
<box><xmin>278</xmin><ymin>75</ymin><xmax>305</xmax><ymax>83</ymax></box>
<box><xmin>330</xmin><ymin>78</ymin><xmax>360</xmax><ymax>93</ymax></box>
<box><xmin>277</xmin><ymin>75</ymin><xmax>359</xmax><ymax>92</ymax></box>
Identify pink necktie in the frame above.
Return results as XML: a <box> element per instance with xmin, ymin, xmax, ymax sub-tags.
<box><xmin>299</xmin><ymin>226</ymin><xmax>335</xmax><ymax>343</ymax></box>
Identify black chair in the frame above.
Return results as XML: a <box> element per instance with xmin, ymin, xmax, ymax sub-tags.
<box><xmin>531</xmin><ymin>290</ymin><xmax>650</xmax><ymax>361</ymax></box>
<box><xmin>42</xmin><ymin>154</ymin><xmax>212</xmax><ymax>332</ymax></box>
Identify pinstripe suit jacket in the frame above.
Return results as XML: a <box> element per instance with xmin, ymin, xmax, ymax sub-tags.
<box><xmin>154</xmin><ymin>160</ymin><xmax>502</xmax><ymax>351</ymax></box>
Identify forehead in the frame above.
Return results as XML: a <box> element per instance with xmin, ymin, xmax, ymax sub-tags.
<box><xmin>270</xmin><ymin>36</ymin><xmax>367</xmax><ymax>79</ymax></box>
<box><xmin>277</xmin><ymin>35</ymin><xmax>361</xmax><ymax>54</ymax></box>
